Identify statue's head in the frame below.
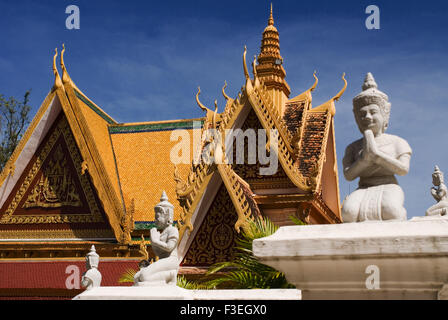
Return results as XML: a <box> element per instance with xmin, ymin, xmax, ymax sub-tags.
<box><xmin>86</xmin><ymin>245</ymin><xmax>99</xmax><ymax>269</ymax></box>
<box><xmin>353</xmin><ymin>73</ymin><xmax>391</xmax><ymax>136</ymax></box>
<box><xmin>154</xmin><ymin>191</ymin><xmax>174</xmax><ymax>229</ymax></box>
<box><xmin>432</xmin><ymin>166</ymin><xmax>444</xmax><ymax>186</ymax></box>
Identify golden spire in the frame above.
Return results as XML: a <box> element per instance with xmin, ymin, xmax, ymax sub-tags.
<box><xmin>256</xmin><ymin>4</ymin><xmax>291</xmax><ymax>112</ymax></box>
<box><xmin>268</xmin><ymin>3</ymin><xmax>274</xmax><ymax>26</ymax></box>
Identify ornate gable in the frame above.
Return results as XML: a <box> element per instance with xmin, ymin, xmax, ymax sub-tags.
<box><xmin>181</xmin><ymin>184</ymin><xmax>239</xmax><ymax>266</ymax></box>
<box><xmin>0</xmin><ymin>113</ymin><xmax>113</xmax><ymax>239</ymax></box>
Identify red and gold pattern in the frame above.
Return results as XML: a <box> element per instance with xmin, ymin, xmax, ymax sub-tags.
<box><xmin>182</xmin><ymin>185</ymin><xmax>239</xmax><ymax>266</ymax></box>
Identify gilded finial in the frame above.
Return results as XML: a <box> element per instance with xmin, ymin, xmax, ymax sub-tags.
<box><xmin>212</xmin><ymin>100</ymin><xmax>218</xmax><ymax>129</ymax></box>
<box><xmin>195</xmin><ymin>86</ymin><xmax>212</xmax><ymax>113</ymax></box>
<box><xmin>60</xmin><ymin>43</ymin><xmax>70</xmax><ymax>84</ymax></box>
<box><xmin>309</xmin><ymin>73</ymin><xmax>346</xmax><ymax>116</ymax></box>
<box><xmin>268</xmin><ymin>3</ymin><xmax>274</xmax><ymax>26</ymax></box>
<box><xmin>53</xmin><ymin>48</ymin><xmax>62</xmax><ymax>88</ymax></box>
<box><xmin>222</xmin><ymin>80</ymin><xmax>231</xmax><ymax>101</ymax></box>
<box><xmin>53</xmin><ymin>48</ymin><xmax>58</xmax><ymax>75</ymax></box>
<box><xmin>310</xmin><ymin>70</ymin><xmax>318</xmax><ymax>92</ymax></box>
<box><xmin>243</xmin><ymin>46</ymin><xmax>250</xmax><ymax>80</ymax></box>
<box><xmin>252</xmin><ymin>55</ymin><xmax>258</xmax><ymax>78</ymax></box>
<box><xmin>333</xmin><ymin>72</ymin><xmax>347</xmax><ymax>102</ymax></box>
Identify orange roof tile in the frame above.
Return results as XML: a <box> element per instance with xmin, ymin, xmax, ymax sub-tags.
<box><xmin>73</xmin><ymin>90</ymin><xmax>123</xmax><ymax>208</ymax></box>
<box><xmin>110</xmin><ymin>121</ymin><xmax>200</xmax><ymax>221</ymax></box>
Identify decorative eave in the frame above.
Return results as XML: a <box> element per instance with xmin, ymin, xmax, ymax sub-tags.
<box><xmin>243</xmin><ymin>48</ymin><xmax>313</xmax><ymax>192</ymax></box>
<box><xmin>56</xmin><ymin>46</ymin><xmax>126</xmax><ymax>244</ymax></box>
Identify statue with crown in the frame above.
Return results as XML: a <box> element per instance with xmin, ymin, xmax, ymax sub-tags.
<box><xmin>81</xmin><ymin>245</ymin><xmax>102</xmax><ymax>290</ymax></box>
<box><xmin>133</xmin><ymin>191</ymin><xmax>180</xmax><ymax>286</ymax></box>
<box><xmin>341</xmin><ymin>73</ymin><xmax>412</xmax><ymax>222</ymax></box>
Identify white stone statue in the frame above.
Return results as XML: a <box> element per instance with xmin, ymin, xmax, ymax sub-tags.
<box><xmin>81</xmin><ymin>245</ymin><xmax>102</xmax><ymax>290</ymax></box>
<box><xmin>341</xmin><ymin>73</ymin><xmax>412</xmax><ymax>222</ymax></box>
<box><xmin>426</xmin><ymin>166</ymin><xmax>448</xmax><ymax>216</ymax></box>
<box><xmin>134</xmin><ymin>191</ymin><xmax>179</xmax><ymax>286</ymax></box>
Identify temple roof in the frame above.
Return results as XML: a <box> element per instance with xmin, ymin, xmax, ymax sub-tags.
<box><xmin>109</xmin><ymin>120</ymin><xmax>200</xmax><ymax>222</ymax></box>
<box><xmin>0</xmin><ymin>9</ymin><xmax>346</xmax><ymax>247</ymax></box>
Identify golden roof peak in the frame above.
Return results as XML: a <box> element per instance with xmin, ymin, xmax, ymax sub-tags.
<box><xmin>268</xmin><ymin>3</ymin><xmax>274</xmax><ymax>26</ymax></box>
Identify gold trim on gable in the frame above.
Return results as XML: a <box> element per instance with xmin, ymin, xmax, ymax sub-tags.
<box><xmin>0</xmin><ymin>228</ymin><xmax>114</xmax><ymax>239</ymax></box>
<box><xmin>0</xmin><ymin>116</ymin><xmax>104</xmax><ymax>224</ymax></box>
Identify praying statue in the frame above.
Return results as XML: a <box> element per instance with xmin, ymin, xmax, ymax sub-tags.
<box><xmin>426</xmin><ymin>166</ymin><xmax>448</xmax><ymax>216</ymax></box>
<box><xmin>341</xmin><ymin>73</ymin><xmax>412</xmax><ymax>222</ymax></box>
<box><xmin>81</xmin><ymin>245</ymin><xmax>102</xmax><ymax>290</ymax></box>
<box><xmin>134</xmin><ymin>191</ymin><xmax>179</xmax><ymax>286</ymax></box>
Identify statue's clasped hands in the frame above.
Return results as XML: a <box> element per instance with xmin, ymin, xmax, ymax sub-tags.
<box><xmin>150</xmin><ymin>227</ymin><xmax>161</xmax><ymax>242</ymax></box>
<box><xmin>361</xmin><ymin>129</ymin><xmax>380</xmax><ymax>164</ymax></box>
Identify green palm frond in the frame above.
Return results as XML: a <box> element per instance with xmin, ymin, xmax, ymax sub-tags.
<box><xmin>177</xmin><ymin>275</ymin><xmax>214</xmax><ymax>290</ymax></box>
<box><xmin>118</xmin><ymin>268</ymin><xmax>137</xmax><ymax>283</ymax></box>
<box><xmin>289</xmin><ymin>214</ymin><xmax>307</xmax><ymax>225</ymax></box>
<box><xmin>205</xmin><ymin>215</ymin><xmax>294</xmax><ymax>289</ymax></box>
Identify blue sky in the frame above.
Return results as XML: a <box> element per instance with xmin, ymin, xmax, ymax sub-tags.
<box><xmin>1</xmin><ymin>0</ymin><xmax>448</xmax><ymax>219</ymax></box>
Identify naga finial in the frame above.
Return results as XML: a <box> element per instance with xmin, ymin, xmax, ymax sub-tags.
<box><xmin>195</xmin><ymin>86</ymin><xmax>211</xmax><ymax>113</ymax></box>
<box><xmin>60</xmin><ymin>43</ymin><xmax>70</xmax><ymax>84</ymax></box>
<box><xmin>53</xmin><ymin>48</ymin><xmax>62</xmax><ymax>88</ymax></box>
<box><xmin>243</xmin><ymin>45</ymin><xmax>250</xmax><ymax>80</ymax></box>
<box><xmin>252</xmin><ymin>55</ymin><xmax>258</xmax><ymax>78</ymax></box>
<box><xmin>222</xmin><ymin>80</ymin><xmax>231</xmax><ymax>101</ymax></box>
<box><xmin>310</xmin><ymin>70</ymin><xmax>318</xmax><ymax>92</ymax></box>
<box><xmin>212</xmin><ymin>100</ymin><xmax>219</xmax><ymax>129</ymax></box>
<box><xmin>333</xmin><ymin>72</ymin><xmax>347</xmax><ymax>102</ymax></box>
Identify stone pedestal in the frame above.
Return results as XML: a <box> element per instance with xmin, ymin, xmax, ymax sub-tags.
<box><xmin>73</xmin><ymin>286</ymin><xmax>301</xmax><ymax>300</ymax></box>
<box><xmin>253</xmin><ymin>216</ymin><xmax>448</xmax><ymax>300</ymax></box>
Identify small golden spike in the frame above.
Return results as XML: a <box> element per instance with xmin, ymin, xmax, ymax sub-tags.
<box><xmin>212</xmin><ymin>100</ymin><xmax>218</xmax><ymax>129</ymax></box>
<box><xmin>268</xmin><ymin>3</ymin><xmax>274</xmax><ymax>26</ymax></box>
<box><xmin>243</xmin><ymin>45</ymin><xmax>250</xmax><ymax>80</ymax></box>
<box><xmin>310</xmin><ymin>70</ymin><xmax>318</xmax><ymax>92</ymax></box>
<box><xmin>60</xmin><ymin>43</ymin><xmax>70</xmax><ymax>84</ymax></box>
<box><xmin>52</xmin><ymin>48</ymin><xmax>62</xmax><ymax>88</ymax></box>
<box><xmin>333</xmin><ymin>72</ymin><xmax>347</xmax><ymax>101</ymax></box>
<box><xmin>195</xmin><ymin>86</ymin><xmax>210</xmax><ymax>113</ymax></box>
<box><xmin>252</xmin><ymin>55</ymin><xmax>258</xmax><ymax>78</ymax></box>
<box><xmin>222</xmin><ymin>80</ymin><xmax>231</xmax><ymax>101</ymax></box>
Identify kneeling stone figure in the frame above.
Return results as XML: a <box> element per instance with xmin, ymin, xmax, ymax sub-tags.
<box><xmin>341</xmin><ymin>73</ymin><xmax>412</xmax><ymax>222</ymax></box>
<box><xmin>134</xmin><ymin>191</ymin><xmax>179</xmax><ymax>286</ymax></box>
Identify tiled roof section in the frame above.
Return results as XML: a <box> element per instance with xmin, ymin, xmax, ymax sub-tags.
<box><xmin>0</xmin><ymin>260</ymin><xmax>139</xmax><ymax>289</ymax></box>
<box><xmin>74</xmin><ymin>90</ymin><xmax>116</xmax><ymax>125</ymax></box>
<box><xmin>110</xmin><ymin>122</ymin><xmax>197</xmax><ymax>221</ymax></box>
<box><xmin>74</xmin><ymin>92</ymin><xmax>123</xmax><ymax>208</ymax></box>
<box><xmin>283</xmin><ymin>101</ymin><xmax>306</xmax><ymax>134</ymax></box>
<box><xmin>297</xmin><ymin>111</ymin><xmax>329</xmax><ymax>177</ymax></box>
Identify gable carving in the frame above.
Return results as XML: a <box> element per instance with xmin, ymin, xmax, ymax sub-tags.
<box><xmin>0</xmin><ymin>115</ymin><xmax>104</xmax><ymax>224</ymax></box>
<box><xmin>181</xmin><ymin>185</ymin><xmax>239</xmax><ymax>266</ymax></box>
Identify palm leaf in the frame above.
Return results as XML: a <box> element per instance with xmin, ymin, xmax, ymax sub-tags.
<box><xmin>204</xmin><ymin>215</ymin><xmax>295</xmax><ymax>289</ymax></box>
<box><xmin>118</xmin><ymin>268</ymin><xmax>137</xmax><ymax>283</ymax></box>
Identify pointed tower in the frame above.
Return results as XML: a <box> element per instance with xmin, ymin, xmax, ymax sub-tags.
<box><xmin>256</xmin><ymin>4</ymin><xmax>291</xmax><ymax>115</ymax></box>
